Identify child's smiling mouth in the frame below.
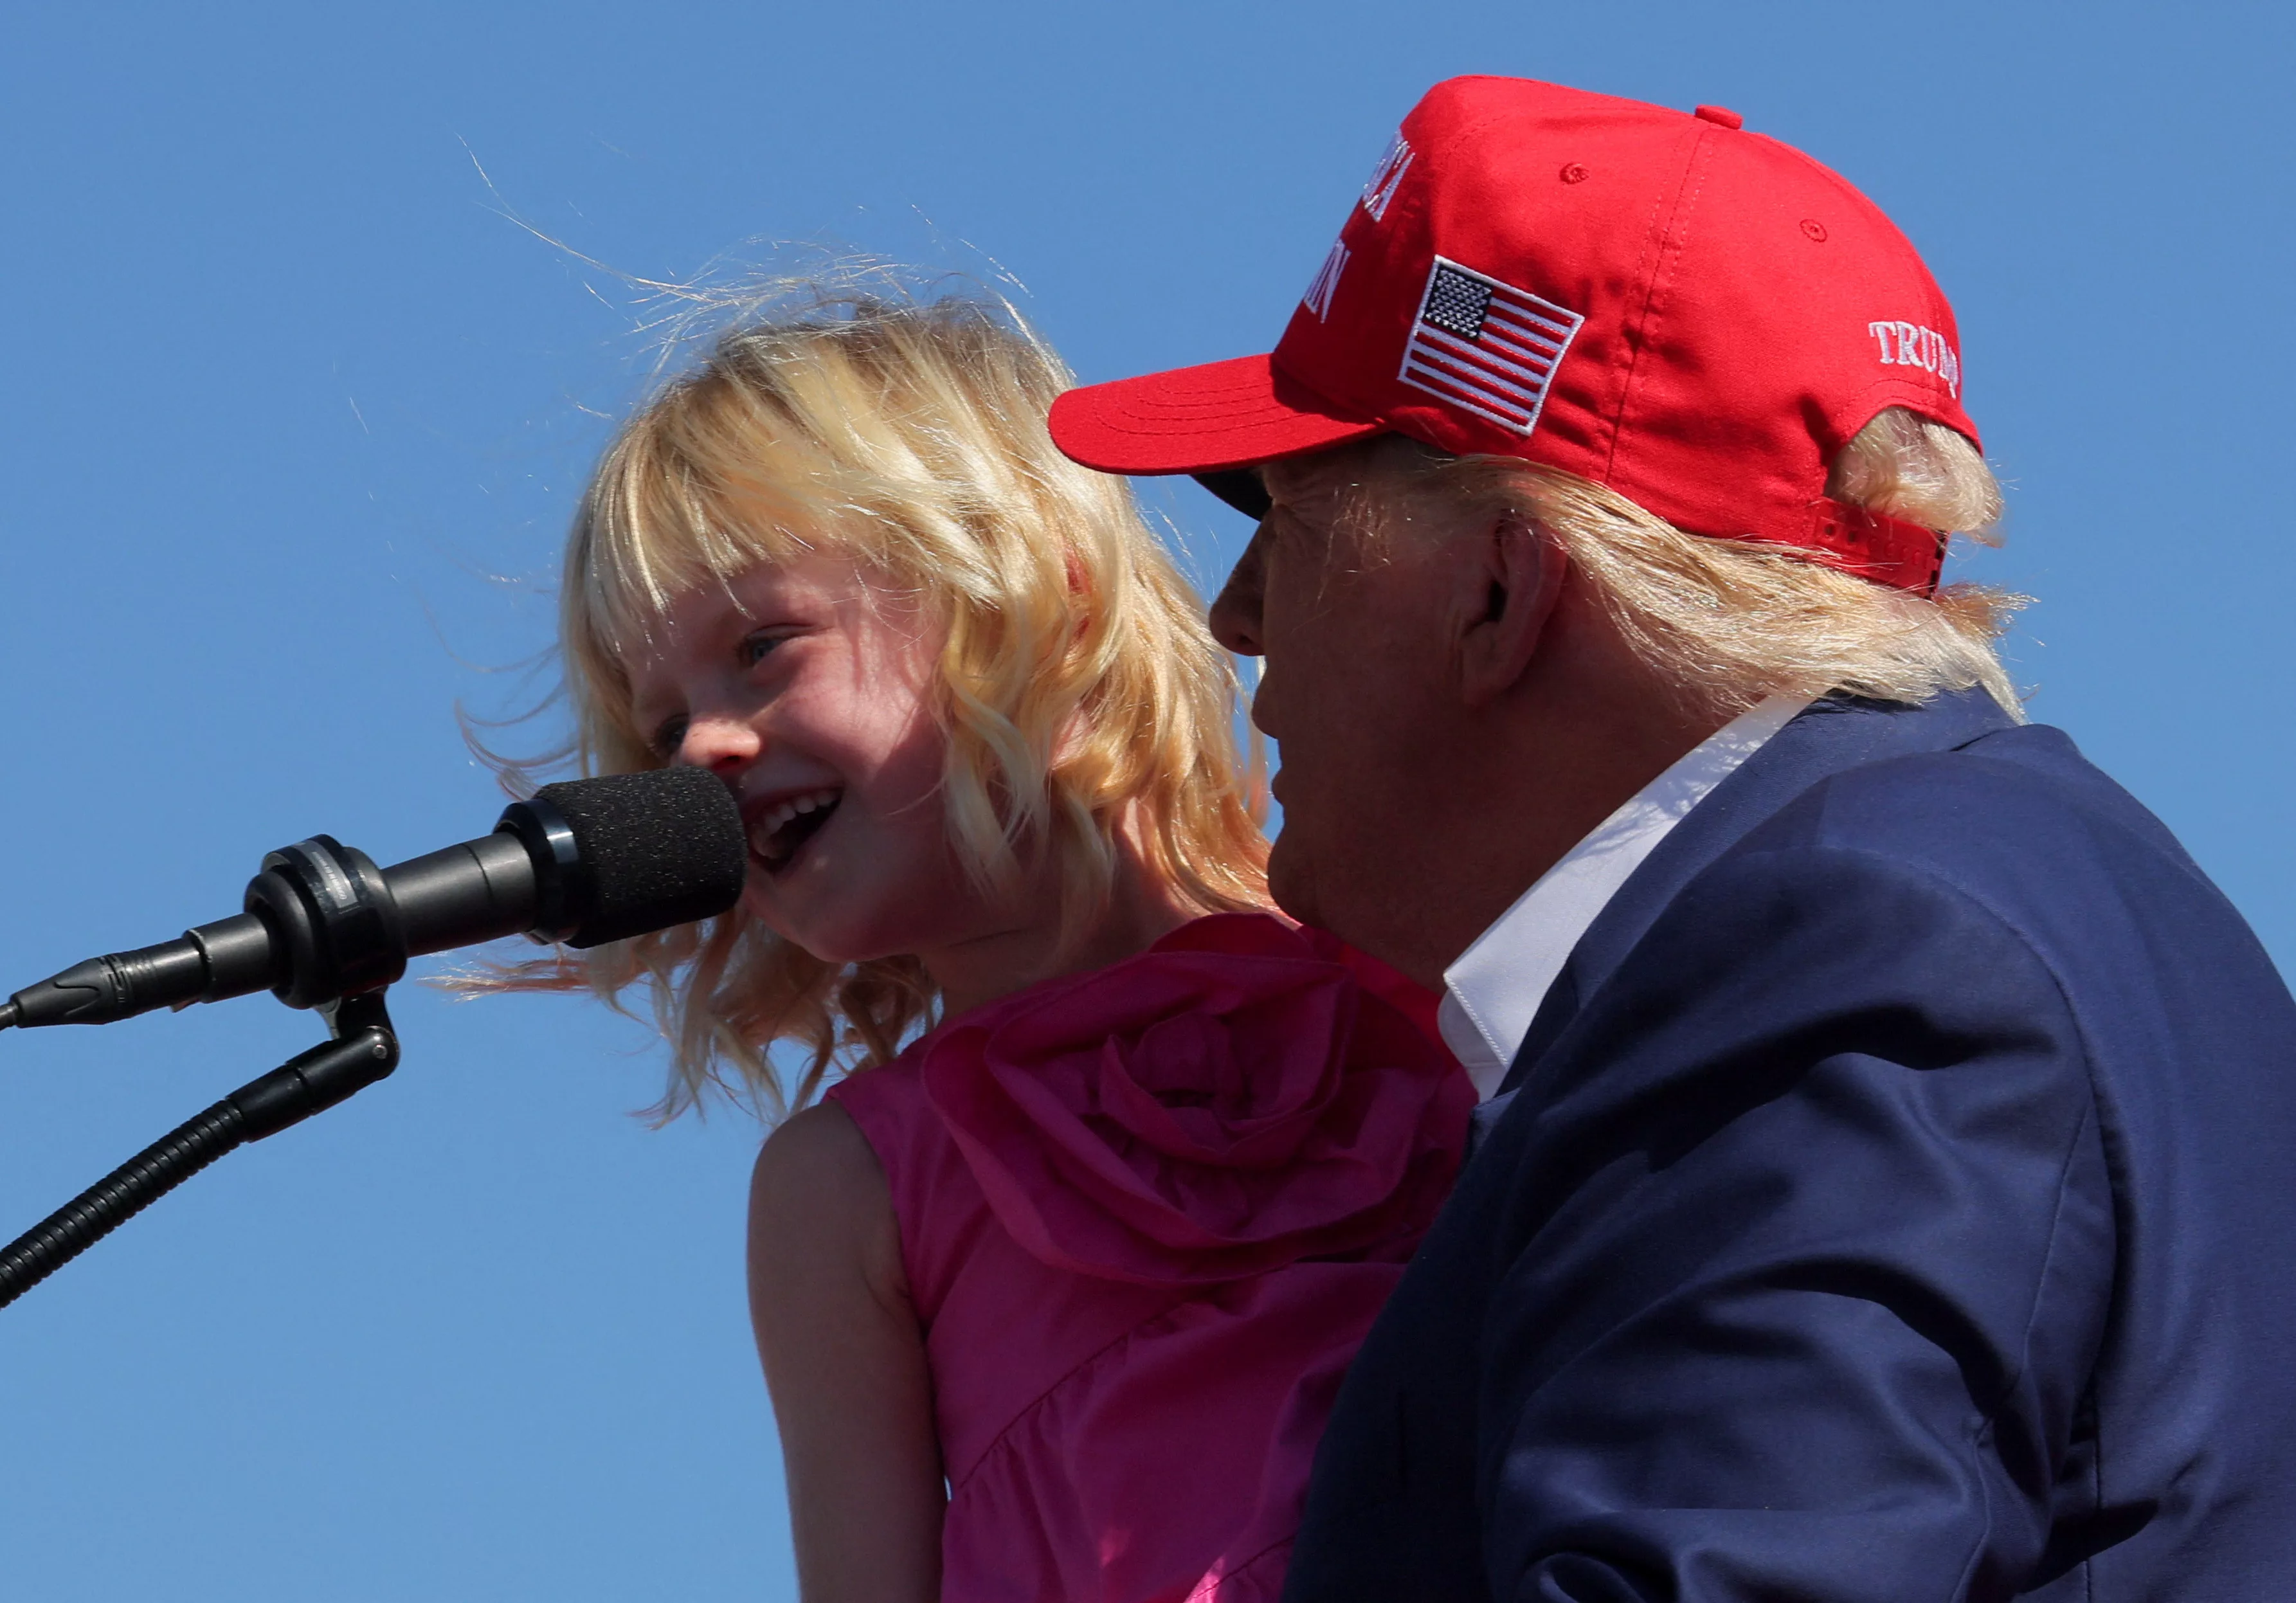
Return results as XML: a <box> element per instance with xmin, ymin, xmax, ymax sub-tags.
<box><xmin>748</xmin><ymin>788</ymin><xmax>843</xmax><ymax>874</ymax></box>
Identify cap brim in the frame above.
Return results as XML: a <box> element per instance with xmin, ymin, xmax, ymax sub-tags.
<box><xmin>1048</xmin><ymin>352</ymin><xmax>1383</xmax><ymax>476</ymax></box>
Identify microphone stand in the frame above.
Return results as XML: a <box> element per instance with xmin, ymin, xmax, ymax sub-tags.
<box><xmin>0</xmin><ymin>990</ymin><xmax>402</xmax><ymax>1310</ymax></box>
<box><xmin>0</xmin><ymin>771</ymin><xmax>743</xmax><ymax>1311</ymax></box>
<box><xmin>0</xmin><ymin>828</ymin><xmax>440</xmax><ymax>1310</ymax></box>
<box><xmin>0</xmin><ymin>771</ymin><xmax>746</xmax><ymax>1313</ymax></box>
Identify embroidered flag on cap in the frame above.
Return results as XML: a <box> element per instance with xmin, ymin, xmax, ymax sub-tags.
<box><xmin>1397</xmin><ymin>257</ymin><xmax>1584</xmax><ymax>435</ymax></box>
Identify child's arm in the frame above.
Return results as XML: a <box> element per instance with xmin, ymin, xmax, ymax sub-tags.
<box><xmin>747</xmin><ymin>1102</ymin><xmax>945</xmax><ymax>1603</ymax></box>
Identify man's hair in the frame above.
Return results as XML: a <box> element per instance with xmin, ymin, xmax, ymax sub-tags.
<box><xmin>1337</xmin><ymin>411</ymin><xmax>2023</xmax><ymax>721</ymax></box>
<box><xmin>487</xmin><ymin>287</ymin><xmax>1267</xmax><ymax>1121</ymax></box>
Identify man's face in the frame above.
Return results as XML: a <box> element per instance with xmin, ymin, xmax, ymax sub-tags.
<box><xmin>1209</xmin><ymin>439</ymin><xmax>1466</xmax><ymax>959</ymax></box>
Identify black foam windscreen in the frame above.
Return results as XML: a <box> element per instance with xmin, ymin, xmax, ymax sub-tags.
<box><xmin>537</xmin><ymin>768</ymin><xmax>748</xmax><ymax>948</ymax></box>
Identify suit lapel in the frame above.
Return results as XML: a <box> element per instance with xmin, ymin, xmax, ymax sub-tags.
<box><xmin>1491</xmin><ymin>689</ymin><xmax>2016</xmax><ymax>1099</ymax></box>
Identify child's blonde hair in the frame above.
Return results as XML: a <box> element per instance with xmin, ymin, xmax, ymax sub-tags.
<box><xmin>500</xmin><ymin>285</ymin><xmax>1268</xmax><ymax>1121</ymax></box>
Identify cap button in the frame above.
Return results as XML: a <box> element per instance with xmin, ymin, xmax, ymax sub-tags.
<box><xmin>1694</xmin><ymin>104</ymin><xmax>1744</xmax><ymax>129</ymax></box>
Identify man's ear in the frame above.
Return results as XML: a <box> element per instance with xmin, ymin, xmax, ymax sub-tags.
<box><xmin>1453</xmin><ymin>509</ymin><xmax>1566</xmax><ymax>706</ymax></box>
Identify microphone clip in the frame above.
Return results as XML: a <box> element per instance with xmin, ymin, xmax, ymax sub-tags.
<box><xmin>246</xmin><ymin>837</ymin><xmax>409</xmax><ymax>1010</ymax></box>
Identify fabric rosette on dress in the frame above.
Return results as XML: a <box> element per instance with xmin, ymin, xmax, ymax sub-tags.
<box><xmin>827</xmin><ymin>911</ymin><xmax>1470</xmax><ymax>1603</ymax></box>
<box><xmin>921</xmin><ymin>912</ymin><xmax>1472</xmax><ymax>1288</ymax></box>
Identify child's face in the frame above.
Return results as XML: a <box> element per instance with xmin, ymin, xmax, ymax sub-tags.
<box><xmin>626</xmin><ymin>550</ymin><xmax>986</xmax><ymax>966</ymax></box>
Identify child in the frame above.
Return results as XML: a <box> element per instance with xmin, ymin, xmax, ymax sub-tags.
<box><xmin>530</xmin><ymin>286</ymin><xmax>1470</xmax><ymax>1602</ymax></box>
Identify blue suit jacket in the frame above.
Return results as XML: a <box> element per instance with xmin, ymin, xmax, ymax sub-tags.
<box><xmin>1284</xmin><ymin>691</ymin><xmax>2296</xmax><ymax>1601</ymax></box>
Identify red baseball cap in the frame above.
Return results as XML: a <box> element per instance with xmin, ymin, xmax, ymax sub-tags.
<box><xmin>1049</xmin><ymin>77</ymin><xmax>1980</xmax><ymax>593</ymax></box>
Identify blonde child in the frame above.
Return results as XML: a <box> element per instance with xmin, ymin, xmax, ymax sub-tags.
<box><xmin>529</xmin><ymin>288</ymin><xmax>1469</xmax><ymax>1602</ymax></box>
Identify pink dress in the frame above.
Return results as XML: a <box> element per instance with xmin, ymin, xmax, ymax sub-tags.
<box><xmin>824</xmin><ymin>912</ymin><xmax>1473</xmax><ymax>1603</ymax></box>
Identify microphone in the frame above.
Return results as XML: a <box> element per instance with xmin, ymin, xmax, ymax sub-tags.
<box><xmin>0</xmin><ymin>768</ymin><xmax>747</xmax><ymax>1031</ymax></box>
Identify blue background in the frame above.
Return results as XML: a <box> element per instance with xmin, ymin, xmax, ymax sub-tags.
<box><xmin>1</xmin><ymin>3</ymin><xmax>2287</xmax><ymax>1597</ymax></box>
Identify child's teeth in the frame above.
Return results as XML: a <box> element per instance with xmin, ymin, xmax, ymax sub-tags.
<box><xmin>749</xmin><ymin>790</ymin><xmax>842</xmax><ymax>865</ymax></box>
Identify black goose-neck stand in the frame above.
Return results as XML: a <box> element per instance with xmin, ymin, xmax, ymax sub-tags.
<box><xmin>0</xmin><ymin>829</ymin><xmax>430</xmax><ymax>1310</ymax></box>
<box><xmin>0</xmin><ymin>990</ymin><xmax>401</xmax><ymax>1309</ymax></box>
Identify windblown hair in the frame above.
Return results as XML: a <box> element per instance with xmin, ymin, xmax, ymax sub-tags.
<box><xmin>1344</xmin><ymin>409</ymin><xmax>2023</xmax><ymax>721</ymax></box>
<box><xmin>494</xmin><ymin>287</ymin><xmax>1267</xmax><ymax>1121</ymax></box>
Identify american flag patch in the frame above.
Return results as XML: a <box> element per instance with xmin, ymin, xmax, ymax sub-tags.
<box><xmin>1397</xmin><ymin>257</ymin><xmax>1584</xmax><ymax>435</ymax></box>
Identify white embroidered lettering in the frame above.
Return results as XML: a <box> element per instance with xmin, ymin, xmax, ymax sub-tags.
<box><xmin>1361</xmin><ymin>133</ymin><xmax>1414</xmax><ymax>223</ymax></box>
<box><xmin>1301</xmin><ymin>239</ymin><xmax>1350</xmax><ymax>321</ymax></box>
<box><xmin>1867</xmin><ymin>320</ymin><xmax>1961</xmax><ymax>397</ymax></box>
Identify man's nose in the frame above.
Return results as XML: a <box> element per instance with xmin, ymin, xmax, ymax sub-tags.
<box><xmin>1209</xmin><ymin>526</ymin><xmax>1270</xmax><ymax>657</ymax></box>
<box><xmin>676</xmin><ymin>712</ymin><xmax>762</xmax><ymax>778</ymax></box>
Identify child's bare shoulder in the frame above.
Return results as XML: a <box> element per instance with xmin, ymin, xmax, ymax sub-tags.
<box><xmin>748</xmin><ymin>1101</ymin><xmax>905</xmax><ymax>1308</ymax></box>
<box><xmin>752</xmin><ymin>1101</ymin><xmax>886</xmax><ymax>1217</ymax></box>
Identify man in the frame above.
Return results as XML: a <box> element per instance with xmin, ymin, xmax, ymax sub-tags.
<box><xmin>1049</xmin><ymin>77</ymin><xmax>2296</xmax><ymax>1600</ymax></box>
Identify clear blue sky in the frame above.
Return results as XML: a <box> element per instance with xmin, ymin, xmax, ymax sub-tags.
<box><xmin>1</xmin><ymin>3</ymin><xmax>2288</xmax><ymax>1597</ymax></box>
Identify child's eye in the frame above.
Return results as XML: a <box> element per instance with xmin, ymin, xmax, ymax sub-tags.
<box><xmin>650</xmin><ymin>715</ymin><xmax>689</xmax><ymax>760</ymax></box>
<box><xmin>739</xmin><ymin>631</ymin><xmax>788</xmax><ymax>667</ymax></box>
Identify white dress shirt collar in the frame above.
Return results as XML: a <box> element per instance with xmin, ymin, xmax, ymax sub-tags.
<box><xmin>1437</xmin><ymin>694</ymin><xmax>1810</xmax><ymax>1100</ymax></box>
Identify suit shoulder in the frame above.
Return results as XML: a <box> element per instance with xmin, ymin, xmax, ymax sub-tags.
<box><xmin>1758</xmin><ymin>722</ymin><xmax>2198</xmax><ymax>882</ymax></box>
<box><xmin>1716</xmin><ymin>720</ymin><xmax>2259</xmax><ymax>989</ymax></box>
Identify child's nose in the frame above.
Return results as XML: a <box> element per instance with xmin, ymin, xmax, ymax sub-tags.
<box><xmin>676</xmin><ymin>714</ymin><xmax>762</xmax><ymax>777</ymax></box>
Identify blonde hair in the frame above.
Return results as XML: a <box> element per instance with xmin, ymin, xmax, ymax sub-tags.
<box><xmin>1352</xmin><ymin>409</ymin><xmax>2023</xmax><ymax>721</ymax></box>
<box><xmin>496</xmin><ymin>287</ymin><xmax>1267</xmax><ymax>1121</ymax></box>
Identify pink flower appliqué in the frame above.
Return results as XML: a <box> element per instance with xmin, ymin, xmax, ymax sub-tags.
<box><xmin>921</xmin><ymin>913</ymin><xmax>1473</xmax><ymax>1287</ymax></box>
